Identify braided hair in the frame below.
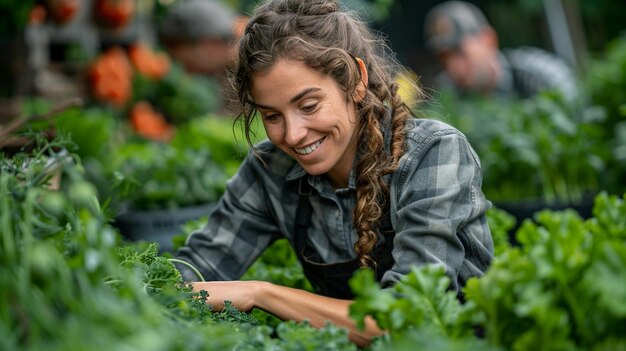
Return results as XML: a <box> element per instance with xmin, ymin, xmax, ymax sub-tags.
<box><xmin>226</xmin><ymin>0</ymin><xmax>421</xmax><ymax>268</ymax></box>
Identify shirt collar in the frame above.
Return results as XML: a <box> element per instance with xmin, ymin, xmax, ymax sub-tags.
<box><xmin>284</xmin><ymin>161</ymin><xmax>357</xmax><ymax>192</ymax></box>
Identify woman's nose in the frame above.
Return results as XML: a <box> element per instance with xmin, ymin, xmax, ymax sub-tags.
<box><xmin>283</xmin><ymin>114</ymin><xmax>307</xmax><ymax>146</ymax></box>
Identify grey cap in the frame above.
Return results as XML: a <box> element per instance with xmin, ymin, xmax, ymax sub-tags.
<box><xmin>159</xmin><ymin>0</ymin><xmax>236</xmax><ymax>43</ymax></box>
<box><xmin>423</xmin><ymin>1</ymin><xmax>490</xmax><ymax>51</ymax></box>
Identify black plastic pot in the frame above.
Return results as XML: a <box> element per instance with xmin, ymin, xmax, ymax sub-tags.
<box><xmin>493</xmin><ymin>196</ymin><xmax>595</xmax><ymax>245</ymax></box>
<box><xmin>113</xmin><ymin>203</ymin><xmax>215</xmax><ymax>253</ymax></box>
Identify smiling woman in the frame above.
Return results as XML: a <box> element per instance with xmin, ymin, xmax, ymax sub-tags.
<box><xmin>173</xmin><ymin>0</ymin><xmax>494</xmax><ymax>347</ymax></box>
<box><xmin>251</xmin><ymin>58</ymin><xmax>363</xmax><ymax>187</ymax></box>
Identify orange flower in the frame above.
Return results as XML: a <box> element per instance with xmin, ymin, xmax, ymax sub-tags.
<box><xmin>88</xmin><ymin>47</ymin><xmax>133</xmax><ymax>107</ymax></box>
<box><xmin>129</xmin><ymin>101</ymin><xmax>174</xmax><ymax>141</ymax></box>
<box><xmin>46</xmin><ymin>0</ymin><xmax>81</xmax><ymax>24</ymax></box>
<box><xmin>129</xmin><ymin>42</ymin><xmax>170</xmax><ymax>80</ymax></box>
<box><xmin>95</xmin><ymin>0</ymin><xmax>135</xmax><ymax>30</ymax></box>
<box><xmin>28</xmin><ymin>4</ymin><xmax>47</xmax><ymax>25</ymax></box>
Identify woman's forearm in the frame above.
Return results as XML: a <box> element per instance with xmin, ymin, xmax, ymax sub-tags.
<box><xmin>254</xmin><ymin>281</ymin><xmax>383</xmax><ymax>348</ymax></box>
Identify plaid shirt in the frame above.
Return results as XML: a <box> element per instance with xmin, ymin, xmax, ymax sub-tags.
<box><xmin>175</xmin><ymin>118</ymin><xmax>494</xmax><ymax>291</ymax></box>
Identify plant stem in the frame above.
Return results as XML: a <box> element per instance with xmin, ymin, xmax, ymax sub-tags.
<box><xmin>168</xmin><ymin>258</ymin><xmax>205</xmax><ymax>281</ymax></box>
<box><xmin>0</xmin><ymin>97</ymin><xmax>83</xmax><ymax>146</ymax></box>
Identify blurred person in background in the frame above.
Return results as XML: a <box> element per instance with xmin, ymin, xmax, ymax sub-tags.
<box><xmin>423</xmin><ymin>1</ymin><xmax>579</xmax><ymax>102</ymax></box>
<box><xmin>158</xmin><ymin>0</ymin><xmax>247</xmax><ymax>112</ymax></box>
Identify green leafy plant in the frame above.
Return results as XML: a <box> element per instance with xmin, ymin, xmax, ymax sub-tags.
<box><xmin>0</xmin><ymin>131</ymin><xmax>358</xmax><ymax>351</ymax></box>
<box><xmin>170</xmin><ymin>115</ymin><xmax>261</xmax><ymax>177</ymax></box>
<box><xmin>486</xmin><ymin>206</ymin><xmax>516</xmax><ymax>255</ymax></box>
<box><xmin>109</xmin><ymin>141</ymin><xmax>227</xmax><ymax>210</ymax></box>
<box><xmin>464</xmin><ymin>192</ymin><xmax>626</xmax><ymax>351</ymax></box>
<box><xmin>133</xmin><ymin>63</ymin><xmax>223</xmax><ymax>125</ymax></box>
<box><xmin>101</xmin><ymin>114</ymin><xmax>264</xmax><ymax>212</ymax></box>
<box><xmin>349</xmin><ymin>265</ymin><xmax>473</xmax><ymax>340</ymax></box>
<box><xmin>346</xmin><ymin>192</ymin><xmax>626</xmax><ymax>351</ymax></box>
<box><xmin>0</xmin><ymin>0</ymin><xmax>36</xmax><ymax>35</ymax></box>
<box><xmin>586</xmin><ymin>34</ymin><xmax>626</xmax><ymax>191</ymax></box>
<box><xmin>427</xmin><ymin>90</ymin><xmax>607</xmax><ymax>204</ymax></box>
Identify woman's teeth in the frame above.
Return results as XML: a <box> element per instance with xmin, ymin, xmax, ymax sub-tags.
<box><xmin>294</xmin><ymin>137</ymin><xmax>325</xmax><ymax>155</ymax></box>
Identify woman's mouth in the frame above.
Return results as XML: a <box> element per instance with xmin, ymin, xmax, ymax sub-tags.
<box><xmin>293</xmin><ymin>137</ymin><xmax>326</xmax><ymax>155</ymax></box>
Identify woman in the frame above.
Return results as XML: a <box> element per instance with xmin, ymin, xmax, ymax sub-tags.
<box><xmin>174</xmin><ymin>0</ymin><xmax>493</xmax><ymax>346</ymax></box>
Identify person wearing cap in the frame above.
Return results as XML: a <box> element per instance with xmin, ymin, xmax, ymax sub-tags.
<box><xmin>159</xmin><ymin>0</ymin><xmax>244</xmax><ymax>77</ymax></box>
<box><xmin>158</xmin><ymin>0</ymin><xmax>248</xmax><ymax>115</ymax></box>
<box><xmin>423</xmin><ymin>1</ymin><xmax>579</xmax><ymax>102</ymax></box>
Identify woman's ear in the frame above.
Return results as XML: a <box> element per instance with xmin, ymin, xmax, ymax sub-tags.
<box><xmin>354</xmin><ymin>57</ymin><xmax>369</xmax><ymax>102</ymax></box>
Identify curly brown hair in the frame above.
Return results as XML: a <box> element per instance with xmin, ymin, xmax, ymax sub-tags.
<box><xmin>226</xmin><ymin>0</ymin><xmax>422</xmax><ymax>268</ymax></box>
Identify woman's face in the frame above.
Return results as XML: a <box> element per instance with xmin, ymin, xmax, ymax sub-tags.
<box><xmin>250</xmin><ymin>59</ymin><xmax>360</xmax><ymax>188</ymax></box>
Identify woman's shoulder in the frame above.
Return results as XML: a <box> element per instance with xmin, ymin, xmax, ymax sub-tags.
<box><xmin>404</xmin><ymin>117</ymin><xmax>467</xmax><ymax>146</ymax></box>
<box><xmin>392</xmin><ymin>117</ymin><xmax>482</xmax><ymax>190</ymax></box>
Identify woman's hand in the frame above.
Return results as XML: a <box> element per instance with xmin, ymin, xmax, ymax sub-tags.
<box><xmin>192</xmin><ymin>280</ymin><xmax>265</xmax><ymax>312</ymax></box>
<box><xmin>191</xmin><ymin>281</ymin><xmax>383</xmax><ymax>348</ymax></box>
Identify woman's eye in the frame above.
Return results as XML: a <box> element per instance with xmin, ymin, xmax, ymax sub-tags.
<box><xmin>263</xmin><ymin>113</ymin><xmax>280</xmax><ymax>122</ymax></box>
<box><xmin>301</xmin><ymin>103</ymin><xmax>318</xmax><ymax>113</ymax></box>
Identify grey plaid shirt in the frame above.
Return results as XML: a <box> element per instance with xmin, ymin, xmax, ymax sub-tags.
<box><xmin>175</xmin><ymin>118</ymin><xmax>494</xmax><ymax>291</ymax></box>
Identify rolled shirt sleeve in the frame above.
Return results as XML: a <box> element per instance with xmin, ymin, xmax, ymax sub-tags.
<box><xmin>174</xmin><ymin>152</ymin><xmax>283</xmax><ymax>282</ymax></box>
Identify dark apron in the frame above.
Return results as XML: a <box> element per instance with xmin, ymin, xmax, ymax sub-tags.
<box><xmin>292</xmin><ymin>177</ymin><xmax>395</xmax><ymax>299</ymax></box>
